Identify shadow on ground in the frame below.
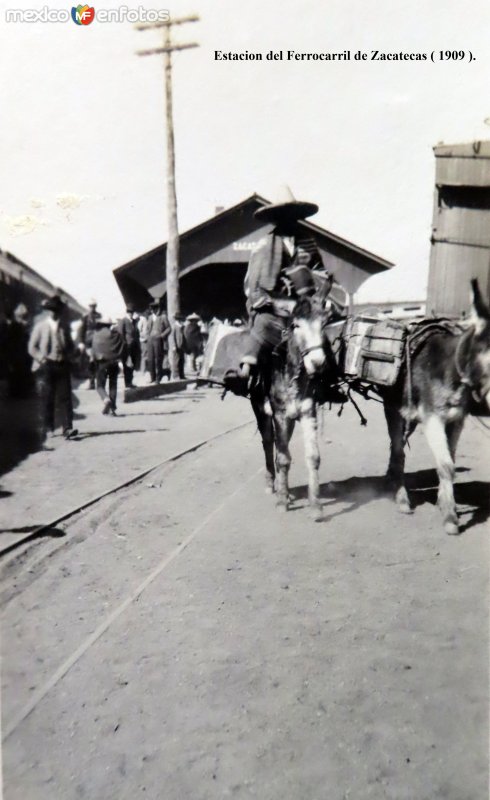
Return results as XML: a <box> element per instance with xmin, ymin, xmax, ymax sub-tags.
<box><xmin>289</xmin><ymin>467</ymin><xmax>489</xmax><ymax>534</ymax></box>
<box><xmin>73</xmin><ymin>428</ymin><xmax>169</xmax><ymax>440</ymax></box>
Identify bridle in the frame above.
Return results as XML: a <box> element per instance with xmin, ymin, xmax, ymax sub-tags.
<box><xmin>454</xmin><ymin>327</ymin><xmax>490</xmax><ymax>403</ymax></box>
<box><xmin>299</xmin><ymin>344</ymin><xmax>325</xmax><ymax>358</ymax></box>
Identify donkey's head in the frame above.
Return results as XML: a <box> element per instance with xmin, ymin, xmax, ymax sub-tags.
<box><xmin>289</xmin><ymin>295</ymin><xmax>329</xmax><ymax>376</ymax></box>
<box><xmin>466</xmin><ymin>279</ymin><xmax>490</xmax><ymax>409</ymax></box>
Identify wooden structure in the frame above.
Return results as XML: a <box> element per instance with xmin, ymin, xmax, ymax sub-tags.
<box><xmin>0</xmin><ymin>248</ymin><xmax>86</xmax><ymax>322</ymax></box>
<box><xmin>113</xmin><ymin>194</ymin><xmax>393</xmax><ymax>319</ymax></box>
<box><xmin>427</xmin><ymin>141</ymin><xmax>490</xmax><ymax>317</ymax></box>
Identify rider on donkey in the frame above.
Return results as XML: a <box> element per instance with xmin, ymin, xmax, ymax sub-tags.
<box><xmin>225</xmin><ymin>186</ymin><xmax>346</xmax><ymax>411</ymax></box>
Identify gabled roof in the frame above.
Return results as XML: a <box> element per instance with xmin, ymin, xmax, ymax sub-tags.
<box><xmin>113</xmin><ymin>193</ymin><xmax>393</xmax><ymax>276</ymax></box>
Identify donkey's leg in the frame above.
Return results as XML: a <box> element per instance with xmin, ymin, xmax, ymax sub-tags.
<box><xmin>300</xmin><ymin>402</ymin><xmax>322</xmax><ymax>519</ymax></box>
<box><xmin>251</xmin><ymin>397</ymin><xmax>275</xmax><ymax>493</ymax></box>
<box><xmin>274</xmin><ymin>414</ymin><xmax>294</xmax><ymax>511</ymax></box>
<box><xmin>424</xmin><ymin>414</ymin><xmax>459</xmax><ymax>534</ymax></box>
<box><xmin>384</xmin><ymin>402</ymin><xmax>411</xmax><ymax>514</ymax></box>
<box><xmin>447</xmin><ymin>417</ymin><xmax>464</xmax><ymax>462</ymax></box>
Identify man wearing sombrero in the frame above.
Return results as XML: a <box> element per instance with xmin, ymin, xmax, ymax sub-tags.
<box><xmin>226</xmin><ymin>187</ymin><xmax>342</xmax><ymax>401</ymax></box>
<box><xmin>28</xmin><ymin>293</ymin><xmax>78</xmax><ymax>439</ymax></box>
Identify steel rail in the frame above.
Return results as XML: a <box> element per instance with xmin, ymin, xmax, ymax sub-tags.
<box><xmin>2</xmin><ymin>464</ymin><xmax>262</xmax><ymax>742</ymax></box>
<box><xmin>0</xmin><ymin>420</ymin><xmax>253</xmax><ymax>560</ymax></box>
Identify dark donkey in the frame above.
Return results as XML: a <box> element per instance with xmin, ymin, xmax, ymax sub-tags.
<box><xmin>250</xmin><ymin>295</ymin><xmax>338</xmax><ymax>519</ymax></box>
<box><xmin>380</xmin><ymin>280</ymin><xmax>490</xmax><ymax>534</ymax></box>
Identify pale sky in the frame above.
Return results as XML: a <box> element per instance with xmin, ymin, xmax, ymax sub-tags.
<box><xmin>1</xmin><ymin>0</ymin><xmax>489</xmax><ymax>315</ymax></box>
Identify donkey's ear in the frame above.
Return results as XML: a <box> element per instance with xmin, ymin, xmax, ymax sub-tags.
<box><xmin>469</xmin><ymin>279</ymin><xmax>490</xmax><ymax>332</ymax></box>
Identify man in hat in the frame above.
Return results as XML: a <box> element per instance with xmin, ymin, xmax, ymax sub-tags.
<box><xmin>78</xmin><ymin>299</ymin><xmax>101</xmax><ymax>389</ymax></box>
<box><xmin>28</xmin><ymin>294</ymin><xmax>78</xmax><ymax>439</ymax></box>
<box><xmin>146</xmin><ymin>299</ymin><xmax>171</xmax><ymax>384</ymax></box>
<box><xmin>117</xmin><ymin>303</ymin><xmax>141</xmax><ymax>388</ymax></box>
<box><xmin>225</xmin><ymin>187</ymin><xmax>346</xmax><ymax>407</ymax></box>
<box><xmin>137</xmin><ymin>308</ymin><xmax>150</xmax><ymax>375</ymax></box>
<box><xmin>92</xmin><ymin>316</ymin><xmax>125</xmax><ymax>415</ymax></box>
<box><xmin>172</xmin><ymin>313</ymin><xmax>187</xmax><ymax>379</ymax></box>
<box><xmin>183</xmin><ymin>313</ymin><xmax>204</xmax><ymax>373</ymax></box>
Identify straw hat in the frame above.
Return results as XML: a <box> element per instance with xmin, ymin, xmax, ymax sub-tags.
<box><xmin>254</xmin><ymin>185</ymin><xmax>318</xmax><ymax>223</ymax></box>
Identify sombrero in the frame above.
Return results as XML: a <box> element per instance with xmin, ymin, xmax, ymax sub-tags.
<box><xmin>42</xmin><ymin>294</ymin><xmax>65</xmax><ymax>312</ymax></box>
<box><xmin>254</xmin><ymin>185</ymin><xmax>318</xmax><ymax>223</ymax></box>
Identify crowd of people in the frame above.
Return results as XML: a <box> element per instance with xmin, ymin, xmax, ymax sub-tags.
<box><xmin>0</xmin><ymin>294</ymin><xmax>208</xmax><ymax>441</ymax></box>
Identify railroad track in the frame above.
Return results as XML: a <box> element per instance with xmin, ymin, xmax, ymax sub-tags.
<box><xmin>2</xmin><ymin>419</ymin><xmax>260</xmax><ymax>742</ymax></box>
<box><xmin>0</xmin><ymin>420</ymin><xmax>253</xmax><ymax>561</ymax></box>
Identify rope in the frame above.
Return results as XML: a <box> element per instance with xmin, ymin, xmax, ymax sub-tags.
<box><xmin>404</xmin><ymin>337</ymin><xmax>413</xmax><ymax>445</ymax></box>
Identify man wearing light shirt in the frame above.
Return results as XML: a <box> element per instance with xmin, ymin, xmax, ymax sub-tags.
<box><xmin>28</xmin><ymin>294</ymin><xmax>78</xmax><ymax>439</ymax></box>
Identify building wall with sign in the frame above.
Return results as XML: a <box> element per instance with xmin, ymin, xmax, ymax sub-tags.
<box><xmin>113</xmin><ymin>195</ymin><xmax>393</xmax><ymax>320</ymax></box>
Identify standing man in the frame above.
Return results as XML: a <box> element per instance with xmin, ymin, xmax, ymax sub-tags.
<box><xmin>92</xmin><ymin>316</ymin><xmax>125</xmax><ymax>415</ymax></box>
<box><xmin>79</xmin><ymin>299</ymin><xmax>101</xmax><ymax>389</ymax></box>
<box><xmin>183</xmin><ymin>313</ymin><xmax>203</xmax><ymax>373</ymax></box>
<box><xmin>146</xmin><ymin>299</ymin><xmax>171</xmax><ymax>384</ymax></box>
<box><xmin>117</xmin><ymin>303</ymin><xmax>141</xmax><ymax>388</ymax></box>
<box><xmin>137</xmin><ymin>308</ymin><xmax>150</xmax><ymax>376</ymax></box>
<box><xmin>172</xmin><ymin>313</ymin><xmax>186</xmax><ymax>379</ymax></box>
<box><xmin>28</xmin><ymin>294</ymin><xmax>78</xmax><ymax>439</ymax></box>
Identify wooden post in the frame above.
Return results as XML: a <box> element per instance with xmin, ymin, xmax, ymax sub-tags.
<box><xmin>136</xmin><ymin>15</ymin><xmax>199</xmax><ymax>378</ymax></box>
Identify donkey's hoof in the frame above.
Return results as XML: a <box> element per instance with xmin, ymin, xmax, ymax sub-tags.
<box><xmin>395</xmin><ymin>489</ymin><xmax>412</xmax><ymax>514</ymax></box>
<box><xmin>265</xmin><ymin>485</ymin><xmax>275</xmax><ymax>495</ymax></box>
<box><xmin>444</xmin><ymin>519</ymin><xmax>460</xmax><ymax>535</ymax></box>
<box><xmin>276</xmin><ymin>499</ymin><xmax>288</xmax><ymax>513</ymax></box>
<box><xmin>308</xmin><ymin>504</ymin><xmax>323</xmax><ymax>522</ymax></box>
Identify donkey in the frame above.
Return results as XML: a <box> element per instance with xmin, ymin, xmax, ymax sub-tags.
<box><xmin>380</xmin><ymin>279</ymin><xmax>490</xmax><ymax>534</ymax></box>
<box><xmin>250</xmin><ymin>295</ymin><xmax>338</xmax><ymax>519</ymax></box>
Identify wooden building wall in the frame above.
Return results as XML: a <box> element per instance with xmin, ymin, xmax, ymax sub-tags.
<box><xmin>427</xmin><ymin>142</ymin><xmax>490</xmax><ymax>316</ymax></box>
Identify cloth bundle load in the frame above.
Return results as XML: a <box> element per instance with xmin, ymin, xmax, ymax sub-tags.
<box><xmin>199</xmin><ymin>322</ymin><xmax>249</xmax><ymax>383</ymax></box>
<box><xmin>342</xmin><ymin>317</ymin><xmax>407</xmax><ymax>386</ymax></box>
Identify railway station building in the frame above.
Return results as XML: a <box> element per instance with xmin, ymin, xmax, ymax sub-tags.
<box><xmin>113</xmin><ymin>194</ymin><xmax>393</xmax><ymax>320</ymax></box>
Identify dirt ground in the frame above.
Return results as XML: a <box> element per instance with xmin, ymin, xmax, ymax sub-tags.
<box><xmin>1</xmin><ymin>384</ymin><xmax>489</xmax><ymax>799</ymax></box>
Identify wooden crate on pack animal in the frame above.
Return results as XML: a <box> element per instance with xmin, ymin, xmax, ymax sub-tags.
<box><xmin>342</xmin><ymin>317</ymin><xmax>407</xmax><ymax>387</ymax></box>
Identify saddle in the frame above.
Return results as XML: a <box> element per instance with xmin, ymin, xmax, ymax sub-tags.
<box><xmin>406</xmin><ymin>318</ymin><xmax>464</xmax><ymax>359</ymax></box>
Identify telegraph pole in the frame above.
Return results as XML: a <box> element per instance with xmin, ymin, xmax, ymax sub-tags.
<box><xmin>136</xmin><ymin>14</ymin><xmax>199</xmax><ymax>377</ymax></box>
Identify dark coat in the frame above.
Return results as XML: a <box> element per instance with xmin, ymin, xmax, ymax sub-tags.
<box><xmin>79</xmin><ymin>311</ymin><xmax>101</xmax><ymax>347</ymax></box>
<box><xmin>92</xmin><ymin>327</ymin><xmax>125</xmax><ymax>363</ymax></box>
<box><xmin>183</xmin><ymin>321</ymin><xmax>203</xmax><ymax>355</ymax></box>
<box><xmin>117</xmin><ymin>316</ymin><xmax>140</xmax><ymax>348</ymax></box>
<box><xmin>147</xmin><ymin>313</ymin><xmax>171</xmax><ymax>349</ymax></box>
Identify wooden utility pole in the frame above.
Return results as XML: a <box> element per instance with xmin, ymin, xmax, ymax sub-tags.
<box><xmin>136</xmin><ymin>14</ymin><xmax>199</xmax><ymax>377</ymax></box>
